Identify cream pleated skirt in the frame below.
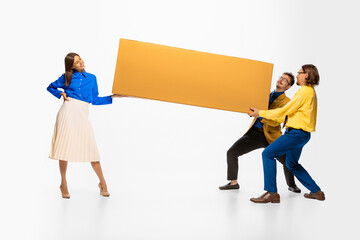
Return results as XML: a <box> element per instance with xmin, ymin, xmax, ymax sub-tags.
<box><xmin>49</xmin><ymin>97</ymin><xmax>100</xmax><ymax>162</ymax></box>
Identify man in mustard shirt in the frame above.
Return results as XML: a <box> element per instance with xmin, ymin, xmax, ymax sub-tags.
<box><xmin>249</xmin><ymin>64</ymin><xmax>325</xmax><ymax>203</ymax></box>
<box><xmin>219</xmin><ymin>72</ymin><xmax>301</xmax><ymax>193</ymax></box>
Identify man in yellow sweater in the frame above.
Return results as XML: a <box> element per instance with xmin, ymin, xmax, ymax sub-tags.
<box><xmin>248</xmin><ymin>64</ymin><xmax>325</xmax><ymax>203</ymax></box>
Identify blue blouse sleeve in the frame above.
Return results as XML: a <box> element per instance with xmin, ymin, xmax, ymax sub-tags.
<box><xmin>91</xmin><ymin>76</ymin><xmax>113</xmax><ymax>105</ymax></box>
<box><xmin>47</xmin><ymin>74</ymin><xmax>65</xmax><ymax>99</ymax></box>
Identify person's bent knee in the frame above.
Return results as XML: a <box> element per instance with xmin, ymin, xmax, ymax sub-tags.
<box><xmin>286</xmin><ymin>161</ymin><xmax>297</xmax><ymax>173</ymax></box>
<box><xmin>227</xmin><ymin>148</ymin><xmax>240</xmax><ymax>158</ymax></box>
<box><xmin>262</xmin><ymin>148</ymin><xmax>274</xmax><ymax>159</ymax></box>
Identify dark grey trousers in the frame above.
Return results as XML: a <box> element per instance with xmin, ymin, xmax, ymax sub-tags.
<box><xmin>227</xmin><ymin>127</ymin><xmax>296</xmax><ymax>188</ymax></box>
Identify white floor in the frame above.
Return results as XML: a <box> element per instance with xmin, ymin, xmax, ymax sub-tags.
<box><xmin>1</xmin><ymin>98</ymin><xmax>358</xmax><ymax>240</ymax></box>
<box><xmin>2</xmin><ymin>139</ymin><xmax>357</xmax><ymax>240</ymax></box>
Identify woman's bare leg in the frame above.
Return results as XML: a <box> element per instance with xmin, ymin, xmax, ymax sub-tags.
<box><xmin>59</xmin><ymin>160</ymin><xmax>69</xmax><ymax>195</ymax></box>
<box><xmin>91</xmin><ymin>161</ymin><xmax>108</xmax><ymax>192</ymax></box>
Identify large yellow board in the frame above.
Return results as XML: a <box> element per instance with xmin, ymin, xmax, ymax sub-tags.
<box><xmin>112</xmin><ymin>39</ymin><xmax>273</xmax><ymax>113</ymax></box>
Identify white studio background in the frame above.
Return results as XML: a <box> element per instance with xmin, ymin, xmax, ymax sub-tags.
<box><xmin>1</xmin><ymin>0</ymin><xmax>359</xmax><ymax>239</ymax></box>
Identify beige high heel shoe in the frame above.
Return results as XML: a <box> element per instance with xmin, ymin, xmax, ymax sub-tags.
<box><xmin>98</xmin><ymin>183</ymin><xmax>110</xmax><ymax>197</ymax></box>
<box><xmin>60</xmin><ymin>185</ymin><xmax>70</xmax><ymax>199</ymax></box>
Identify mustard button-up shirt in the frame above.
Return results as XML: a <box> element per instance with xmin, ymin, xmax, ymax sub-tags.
<box><xmin>259</xmin><ymin>85</ymin><xmax>317</xmax><ymax>132</ymax></box>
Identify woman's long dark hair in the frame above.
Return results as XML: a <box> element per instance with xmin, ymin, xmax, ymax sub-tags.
<box><xmin>64</xmin><ymin>52</ymin><xmax>79</xmax><ymax>86</ymax></box>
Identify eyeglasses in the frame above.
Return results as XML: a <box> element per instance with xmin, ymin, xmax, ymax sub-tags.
<box><xmin>297</xmin><ymin>71</ymin><xmax>306</xmax><ymax>74</ymax></box>
<box><xmin>278</xmin><ymin>76</ymin><xmax>290</xmax><ymax>85</ymax></box>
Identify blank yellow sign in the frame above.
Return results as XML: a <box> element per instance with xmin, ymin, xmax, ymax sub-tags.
<box><xmin>112</xmin><ymin>39</ymin><xmax>273</xmax><ymax>113</ymax></box>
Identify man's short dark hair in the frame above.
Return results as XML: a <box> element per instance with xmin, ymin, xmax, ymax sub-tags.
<box><xmin>283</xmin><ymin>72</ymin><xmax>295</xmax><ymax>86</ymax></box>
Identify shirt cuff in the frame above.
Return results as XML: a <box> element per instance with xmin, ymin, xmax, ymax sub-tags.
<box><xmin>259</xmin><ymin>110</ymin><xmax>266</xmax><ymax>118</ymax></box>
<box><xmin>103</xmin><ymin>95</ymin><xmax>113</xmax><ymax>105</ymax></box>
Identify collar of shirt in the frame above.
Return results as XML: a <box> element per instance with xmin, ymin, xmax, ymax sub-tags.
<box><xmin>269</xmin><ymin>90</ymin><xmax>284</xmax><ymax>106</ymax></box>
<box><xmin>73</xmin><ymin>70</ymin><xmax>87</xmax><ymax>78</ymax></box>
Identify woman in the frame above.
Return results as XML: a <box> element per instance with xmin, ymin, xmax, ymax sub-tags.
<box><xmin>248</xmin><ymin>64</ymin><xmax>325</xmax><ymax>203</ymax></box>
<box><xmin>47</xmin><ymin>52</ymin><xmax>125</xmax><ymax>198</ymax></box>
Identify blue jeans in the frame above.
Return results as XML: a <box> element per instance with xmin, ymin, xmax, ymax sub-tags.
<box><xmin>262</xmin><ymin>128</ymin><xmax>321</xmax><ymax>193</ymax></box>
